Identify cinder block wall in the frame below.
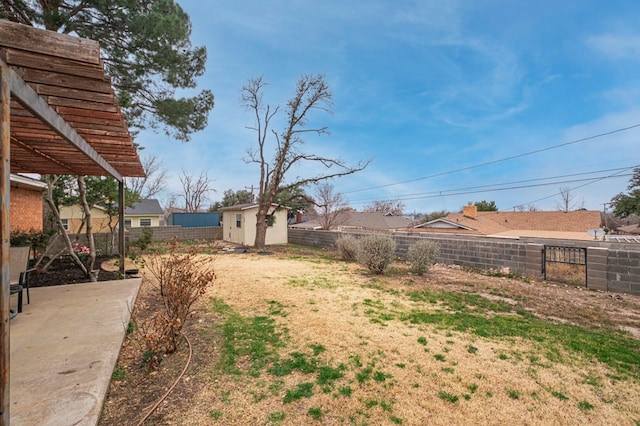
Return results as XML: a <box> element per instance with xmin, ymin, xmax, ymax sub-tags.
<box><xmin>606</xmin><ymin>249</ymin><xmax>640</xmax><ymax>295</ymax></box>
<box><xmin>126</xmin><ymin>226</ymin><xmax>222</xmax><ymax>242</ymax></box>
<box><xmin>49</xmin><ymin>226</ymin><xmax>223</xmax><ymax>255</ymax></box>
<box><xmin>10</xmin><ymin>186</ymin><xmax>43</xmax><ymax>231</ymax></box>
<box><xmin>288</xmin><ymin>229</ymin><xmax>640</xmax><ymax>296</ymax></box>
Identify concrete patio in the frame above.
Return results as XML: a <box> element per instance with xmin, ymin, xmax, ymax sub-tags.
<box><xmin>8</xmin><ymin>278</ymin><xmax>141</xmax><ymax>426</ymax></box>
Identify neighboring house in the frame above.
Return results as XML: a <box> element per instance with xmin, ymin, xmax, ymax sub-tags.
<box><xmin>289</xmin><ymin>211</ymin><xmax>414</xmax><ymax>231</ymax></box>
<box><xmin>57</xmin><ymin>204</ymin><xmax>112</xmax><ymax>233</ymax></box>
<box><xmin>219</xmin><ymin>203</ymin><xmax>289</xmax><ymax>245</ymax></box>
<box><xmin>10</xmin><ymin>174</ymin><xmax>47</xmax><ymax>232</ymax></box>
<box><xmin>58</xmin><ymin>199</ymin><xmax>164</xmax><ymax>232</ymax></box>
<box><xmin>616</xmin><ymin>224</ymin><xmax>640</xmax><ymax>235</ymax></box>
<box><xmin>167</xmin><ymin>212</ymin><xmax>220</xmax><ymax>227</ymax></box>
<box><xmin>124</xmin><ymin>199</ymin><xmax>164</xmax><ymax>228</ymax></box>
<box><xmin>413</xmin><ymin>203</ymin><xmax>603</xmax><ymax>240</ymax></box>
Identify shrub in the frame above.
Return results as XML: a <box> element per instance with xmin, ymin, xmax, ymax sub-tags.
<box><xmin>130</xmin><ymin>228</ymin><xmax>154</xmax><ymax>252</ymax></box>
<box><xmin>356</xmin><ymin>234</ymin><xmax>396</xmax><ymax>274</ymax></box>
<box><xmin>408</xmin><ymin>240</ymin><xmax>439</xmax><ymax>275</ymax></box>
<box><xmin>10</xmin><ymin>228</ymin><xmax>56</xmax><ymax>258</ymax></box>
<box><xmin>336</xmin><ymin>235</ymin><xmax>359</xmax><ymax>260</ymax></box>
<box><xmin>138</xmin><ymin>238</ymin><xmax>216</xmax><ymax>369</ymax></box>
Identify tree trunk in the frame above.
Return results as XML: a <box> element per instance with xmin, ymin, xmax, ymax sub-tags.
<box><xmin>43</xmin><ymin>176</ymin><xmax>88</xmax><ymax>276</ymax></box>
<box><xmin>77</xmin><ymin>177</ymin><xmax>96</xmax><ymax>279</ymax></box>
<box><xmin>254</xmin><ymin>207</ymin><xmax>268</xmax><ymax>249</ymax></box>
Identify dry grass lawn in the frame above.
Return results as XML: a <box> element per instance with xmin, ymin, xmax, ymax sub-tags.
<box><xmin>99</xmin><ymin>244</ymin><xmax>640</xmax><ymax>425</ymax></box>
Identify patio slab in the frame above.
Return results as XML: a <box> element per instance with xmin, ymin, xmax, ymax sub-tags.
<box><xmin>9</xmin><ymin>278</ymin><xmax>141</xmax><ymax>426</ymax></box>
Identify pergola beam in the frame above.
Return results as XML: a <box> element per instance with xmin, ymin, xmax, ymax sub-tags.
<box><xmin>0</xmin><ymin>58</ymin><xmax>122</xmax><ymax>182</ymax></box>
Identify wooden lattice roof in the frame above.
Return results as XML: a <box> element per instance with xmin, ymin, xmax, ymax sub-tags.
<box><xmin>0</xmin><ymin>19</ymin><xmax>144</xmax><ymax>179</ymax></box>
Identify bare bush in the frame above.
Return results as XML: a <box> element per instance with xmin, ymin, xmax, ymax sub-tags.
<box><xmin>336</xmin><ymin>235</ymin><xmax>359</xmax><ymax>260</ymax></box>
<box><xmin>140</xmin><ymin>239</ymin><xmax>216</xmax><ymax>368</ymax></box>
<box><xmin>408</xmin><ymin>240</ymin><xmax>439</xmax><ymax>275</ymax></box>
<box><xmin>356</xmin><ymin>234</ymin><xmax>396</xmax><ymax>274</ymax></box>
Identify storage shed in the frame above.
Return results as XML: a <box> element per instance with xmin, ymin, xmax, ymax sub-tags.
<box><xmin>219</xmin><ymin>203</ymin><xmax>289</xmax><ymax>246</ymax></box>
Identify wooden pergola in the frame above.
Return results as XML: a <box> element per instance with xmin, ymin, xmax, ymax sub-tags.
<box><xmin>0</xmin><ymin>20</ymin><xmax>145</xmax><ymax>424</ymax></box>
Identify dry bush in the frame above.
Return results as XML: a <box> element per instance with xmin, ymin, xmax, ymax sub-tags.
<box><xmin>336</xmin><ymin>234</ymin><xmax>359</xmax><ymax>260</ymax></box>
<box><xmin>140</xmin><ymin>238</ymin><xmax>216</xmax><ymax>368</ymax></box>
<box><xmin>408</xmin><ymin>239</ymin><xmax>439</xmax><ymax>275</ymax></box>
<box><xmin>356</xmin><ymin>234</ymin><xmax>396</xmax><ymax>274</ymax></box>
<box><xmin>545</xmin><ymin>262</ymin><xmax>586</xmax><ymax>286</ymax></box>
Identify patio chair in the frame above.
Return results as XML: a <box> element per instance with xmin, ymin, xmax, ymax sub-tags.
<box><xmin>10</xmin><ymin>246</ymin><xmax>32</xmax><ymax>315</ymax></box>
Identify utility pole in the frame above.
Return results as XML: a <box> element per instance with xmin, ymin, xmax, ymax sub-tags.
<box><xmin>245</xmin><ymin>185</ymin><xmax>255</xmax><ymax>203</ymax></box>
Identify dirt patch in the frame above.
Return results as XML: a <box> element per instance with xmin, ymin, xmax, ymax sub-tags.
<box><xmin>98</xmin><ymin>246</ymin><xmax>640</xmax><ymax>425</ymax></box>
<box><xmin>29</xmin><ymin>255</ymin><xmax>121</xmax><ymax>286</ymax></box>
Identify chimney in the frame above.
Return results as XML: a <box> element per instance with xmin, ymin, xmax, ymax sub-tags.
<box><xmin>463</xmin><ymin>202</ymin><xmax>477</xmax><ymax>219</ymax></box>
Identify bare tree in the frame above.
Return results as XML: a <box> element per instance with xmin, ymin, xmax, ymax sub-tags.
<box><xmin>515</xmin><ymin>204</ymin><xmax>538</xmax><ymax>212</ymax></box>
<box><xmin>179</xmin><ymin>170</ymin><xmax>213</xmax><ymax>212</ymax></box>
<box><xmin>41</xmin><ymin>175</ymin><xmax>88</xmax><ymax>275</ymax></box>
<box><xmin>314</xmin><ymin>183</ymin><xmax>349</xmax><ymax>230</ymax></box>
<box><xmin>556</xmin><ymin>187</ymin><xmax>585</xmax><ymax>212</ymax></box>
<box><xmin>126</xmin><ymin>153</ymin><xmax>168</xmax><ymax>199</ymax></box>
<box><xmin>363</xmin><ymin>200</ymin><xmax>405</xmax><ymax>216</ymax></box>
<box><xmin>242</xmin><ymin>74</ymin><xmax>370</xmax><ymax>248</ymax></box>
<box><xmin>163</xmin><ymin>194</ymin><xmax>180</xmax><ymax>213</ymax></box>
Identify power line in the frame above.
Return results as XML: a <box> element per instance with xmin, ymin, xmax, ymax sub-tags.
<box><xmin>348</xmin><ymin>166</ymin><xmax>632</xmax><ymax>204</ymax></box>
<box><xmin>505</xmin><ymin>165</ymin><xmax>637</xmax><ymax>211</ymax></box>
<box><xmin>344</xmin><ymin>123</ymin><xmax>640</xmax><ymax>194</ymax></box>
<box><xmin>347</xmin><ymin>170</ymin><xmax>634</xmax><ymax>207</ymax></box>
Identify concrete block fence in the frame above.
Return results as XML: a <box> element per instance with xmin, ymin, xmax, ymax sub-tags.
<box><xmin>48</xmin><ymin>226</ymin><xmax>223</xmax><ymax>255</ymax></box>
<box><xmin>288</xmin><ymin>229</ymin><xmax>640</xmax><ymax>296</ymax></box>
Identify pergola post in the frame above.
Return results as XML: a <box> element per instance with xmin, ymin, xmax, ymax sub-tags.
<box><xmin>119</xmin><ymin>181</ymin><xmax>125</xmax><ymax>276</ymax></box>
<box><xmin>1</xmin><ymin>64</ymin><xmax>12</xmax><ymax>426</ymax></box>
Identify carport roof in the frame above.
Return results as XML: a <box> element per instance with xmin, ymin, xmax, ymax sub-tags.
<box><xmin>0</xmin><ymin>19</ymin><xmax>144</xmax><ymax>179</ymax></box>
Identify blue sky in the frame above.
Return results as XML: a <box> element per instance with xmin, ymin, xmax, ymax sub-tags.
<box><xmin>137</xmin><ymin>0</ymin><xmax>640</xmax><ymax>214</ymax></box>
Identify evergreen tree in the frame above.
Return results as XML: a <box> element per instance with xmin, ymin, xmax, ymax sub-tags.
<box><xmin>1</xmin><ymin>0</ymin><xmax>214</xmax><ymax>141</ymax></box>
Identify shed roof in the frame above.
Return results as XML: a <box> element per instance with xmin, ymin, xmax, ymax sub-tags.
<box><xmin>0</xmin><ymin>20</ymin><xmax>144</xmax><ymax>179</ymax></box>
<box><xmin>218</xmin><ymin>203</ymin><xmax>290</xmax><ymax>212</ymax></box>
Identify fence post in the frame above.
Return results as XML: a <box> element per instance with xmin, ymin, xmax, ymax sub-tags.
<box><xmin>525</xmin><ymin>243</ymin><xmax>544</xmax><ymax>280</ymax></box>
<box><xmin>586</xmin><ymin>247</ymin><xmax>608</xmax><ymax>292</ymax></box>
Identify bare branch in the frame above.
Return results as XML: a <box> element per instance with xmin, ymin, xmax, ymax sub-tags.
<box><xmin>241</xmin><ymin>74</ymin><xmax>369</xmax><ymax>248</ymax></box>
<box><xmin>179</xmin><ymin>170</ymin><xmax>214</xmax><ymax>212</ymax></box>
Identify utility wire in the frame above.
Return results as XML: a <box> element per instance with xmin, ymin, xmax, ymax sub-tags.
<box><xmin>504</xmin><ymin>165</ymin><xmax>637</xmax><ymax>211</ymax></box>
<box><xmin>344</xmin><ymin>123</ymin><xmax>640</xmax><ymax>194</ymax></box>
<box><xmin>347</xmin><ymin>166</ymin><xmax>633</xmax><ymax>204</ymax></box>
<box><xmin>347</xmin><ymin>171</ymin><xmax>633</xmax><ymax>206</ymax></box>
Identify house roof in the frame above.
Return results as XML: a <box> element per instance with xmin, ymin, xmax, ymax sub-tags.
<box><xmin>290</xmin><ymin>211</ymin><xmax>414</xmax><ymax>230</ymax></box>
<box><xmin>125</xmin><ymin>199</ymin><xmax>163</xmax><ymax>216</ymax></box>
<box><xmin>10</xmin><ymin>173</ymin><xmax>47</xmax><ymax>190</ymax></box>
<box><xmin>1</xmin><ymin>20</ymin><xmax>144</xmax><ymax>179</ymax></box>
<box><xmin>218</xmin><ymin>203</ymin><xmax>290</xmax><ymax>212</ymax></box>
<box><xmin>340</xmin><ymin>211</ymin><xmax>414</xmax><ymax>230</ymax></box>
<box><xmin>415</xmin><ymin>210</ymin><xmax>602</xmax><ymax>240</ymax></box>
<box><xmin>616</xmin><ymin>224</ymin><xmax>640</xmax><ymax>235</ymax></box>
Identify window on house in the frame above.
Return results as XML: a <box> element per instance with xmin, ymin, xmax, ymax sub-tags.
<box><xmin>236</xmin><ymin>214</ymin><xmax>242</xmax><ymax>228</ymax></box>
<box><xmin>140</xmin><ymin>218</ymin><xmax>151</xmax><ymax>227</ymax></box>
<box><xmin>124</xmin><ymin>219</ymin><xmax>132</xmax><ymax>229</ymax></box>
<box><xmin>61</xmin><ymin>218</ymin><xmax>68</xmax><ymax>231</ymax></box>
<box><xmin>266</xmin><ymin>214</ymin><xmax>275</xmax><ymax>227</ymax></box>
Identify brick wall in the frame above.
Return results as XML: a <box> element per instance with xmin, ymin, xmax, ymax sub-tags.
<box><xmin>10</xmin><ymin>186</ymin><xmax>43</xmax><ymax>232</ymax></box>
<box><xmin>288</xmin><ymin>229</ymin><xmax>640</xmax><ymax>296</ymax></box>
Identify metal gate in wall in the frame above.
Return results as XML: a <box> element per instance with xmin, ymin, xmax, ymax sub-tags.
<box><xmin>544</xmin><ymin>246</ymin><xmax>587</xmax><ymax>286</ymax></box>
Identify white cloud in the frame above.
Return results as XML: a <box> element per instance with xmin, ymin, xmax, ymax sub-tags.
<box><xmin>587</xmin><ymin>34</ymin><xmax>640</xmax><ymax>61</ymax></box>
